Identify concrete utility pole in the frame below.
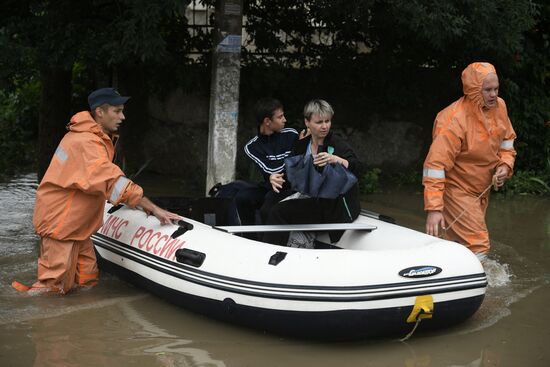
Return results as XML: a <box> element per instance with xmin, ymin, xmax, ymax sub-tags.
<box><xmin>205</xmin><ymin>0</ymin><xmax>243</xmax><ymax>194</ymax></box>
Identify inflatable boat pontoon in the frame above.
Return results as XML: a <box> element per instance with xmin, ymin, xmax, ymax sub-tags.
<box><xmin>91</xmin><ymin>201</ymin><xmax>486</xmax><ymax>340</ymax></box>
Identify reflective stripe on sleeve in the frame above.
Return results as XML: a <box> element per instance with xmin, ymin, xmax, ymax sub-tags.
<box><xmin>423</xmin><ymin>168</ymin><xmax>445</xmax><ymax>179</ymax></box>
<box><xmin>55</xmin><ymin>146</ymin><xmax>68</xmax><ymax>162</ymax></box>
<box><xmin>110</xmin><ymin>176</ymin><xmax>130</xmax><ymax>203</ymax></box>
<box><xmin>500</xmin><ymin>140</ymin><xmax>514</xmax><ymax>149</ymax></box>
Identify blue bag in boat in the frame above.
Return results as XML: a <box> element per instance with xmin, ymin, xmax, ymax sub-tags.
<box><xmin>285</xmin><ymin>154</ymin><xmax>357</xmax><ymax>199</ymax></box>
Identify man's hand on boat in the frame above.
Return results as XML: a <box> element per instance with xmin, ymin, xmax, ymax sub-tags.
<box><xmin>137</xmin><ymin>197</ymin><xmax>183</xmax><ymax>225</ymax></box>
<box><xmin>426</xmin><ymin>210</ymin><xmax>446</xmax><ymax>238</ymax></box>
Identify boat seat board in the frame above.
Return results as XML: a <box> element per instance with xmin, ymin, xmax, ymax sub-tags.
<box><xmin>215</xmin><ymin>223</ymin><xmax>377</xmax><ymax>233</ymax></box>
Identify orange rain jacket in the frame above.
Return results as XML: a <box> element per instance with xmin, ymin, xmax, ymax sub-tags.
<box><xmin>423</xmin><ymin>62</ymin><xmax>516</xmax><ymax>252</ymax></box>
<box><xmin>33</xmin><ymin>111</ymin><xmax>143</xmax><ymax>241</ymax></box>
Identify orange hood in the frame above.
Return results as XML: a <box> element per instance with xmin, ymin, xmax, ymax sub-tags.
<box><xmin>461</xmin><ymin>62</ymin><xmax>497</xmax><ymax>108</ymax></box>
<box><xmin>67</xmin><ymin>111</ymin><xmax>105</xmax><ymax>136</ymax></box>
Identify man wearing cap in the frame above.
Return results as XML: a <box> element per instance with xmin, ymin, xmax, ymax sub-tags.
<box><xmin>12</xmin><ymin>87</ymin><xmax>182</xmax><ymax>295</ymax></box>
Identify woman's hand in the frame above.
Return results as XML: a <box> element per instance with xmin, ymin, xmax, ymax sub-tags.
<box><xmin>269</xmin><ymin>173</ymin><xmax>285</xmax><ymax>193</ymax></box>
<box><xmin>313</xmin><ymin>152</ymin><xmax>348</xmax><ymax>168</ymax></box>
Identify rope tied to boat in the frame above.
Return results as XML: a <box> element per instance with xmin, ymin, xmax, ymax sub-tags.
<box><xmin>400</xmin><ymin>317</ymin><xmax>423</xmax><ymax>342</ymax></box>
<box><xmin>400</xmin><ymin>295</ymin><xmax>434</xmax><ymax>341</ymax></box>
<box><xmin>443</xmin><ymin>177</ymin><xmax>498</xmax><ymax>233</ymax></box>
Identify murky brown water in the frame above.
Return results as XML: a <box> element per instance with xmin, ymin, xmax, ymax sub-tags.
<box><xmin>1</xmin><ymin>174</ymin><xmax>549</xmax><ymax>366</ymax></box>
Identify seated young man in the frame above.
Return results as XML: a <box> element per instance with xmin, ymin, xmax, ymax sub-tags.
<box><xmin>213</xmin><ymin>98</ymin><xmax>298</xmax><ymax>225</ymax></box>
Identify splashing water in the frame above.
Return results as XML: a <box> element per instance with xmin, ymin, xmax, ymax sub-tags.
<box><xmin>457</xmin><ymin>237</ymin><xmax>546</xmax><ymax>336</ymax></box>
<box><xmin>483</xmin><ymin>258</ymin><xmax>513</xmax><ymax>288</ymax></box>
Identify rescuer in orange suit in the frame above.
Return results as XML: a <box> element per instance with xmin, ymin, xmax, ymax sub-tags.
<box><xmin>423</xmin><ymin>62</ymin><xmax>516</xmax><ymax>259</ymax></box>
<box><xmin>12</xmin><ymin>88</ymin><xmax>182</xmax><ymax>295</ymax></box>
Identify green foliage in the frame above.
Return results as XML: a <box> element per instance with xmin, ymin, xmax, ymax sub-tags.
<box><xmin>0</xmin><ymin>0</ymin><xmax>548</xmax><ymax>190</ymax></box>
<box><xmin>499</xmin><ymin>169</ymin><xmax>550</xmax><ymax>195</ymax></box>
<box><xmin>359</xmin><ymin>168</ymin><xmax>382</xmax><ymax>194</ymax></box>
<box><xmin>241</xmin><ymin>0</ymin><xmax>537</xmax><ymax>68</ymax></box>
<box><xmin>0</xmin><ymin>80</ymin><xmax>40</xmax><ymax>174</ymax></box>
<box><xmin>499</xmin><ymin>136</ymin><xmax>550</xmax><ymax>195</ymax></box>
<box><xmin>390</xmin><ymin>169</ymin><xmax>423</xmax><ymax>188</ymax></box>
<box><xmin>501</xmin><ymin>1</ymin><xmax>550</xmax><ymax>173</ymax></box>
<box><xmin>387</xmin><ymin>0</ymin><xmax>536</xmax><ymax>60</ymax></box>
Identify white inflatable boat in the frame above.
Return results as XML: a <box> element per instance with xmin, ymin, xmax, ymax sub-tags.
<box><xmin>91</xmin><ymin>200</ymin><xmax>486</xmax><ymax>340</ymax></box>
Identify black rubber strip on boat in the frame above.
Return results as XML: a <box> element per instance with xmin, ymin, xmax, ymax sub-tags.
<box><xmin>96</xmin><ymin>239</ymin><xmax>487</xmax><ymax>302</ymax></box>
<box><xmin>92</xmin><ymin>234</ymin><xmax>488</xmax><ymax>302</ymax></box>
<box><xmin>93</xmin><ymin>233</ymin><xmax>486</xmax><ymax>292</ymax></box>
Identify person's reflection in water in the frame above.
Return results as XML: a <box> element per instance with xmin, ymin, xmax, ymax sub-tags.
<box><xmin>118</xmin><ymin>302</ymin><xmax>226</xmax><ymax>366</ymax></box>
<box><xmin>30</xmin><ymin>301</ymin><xmax>226</xmax><ymax>366</ymax></box>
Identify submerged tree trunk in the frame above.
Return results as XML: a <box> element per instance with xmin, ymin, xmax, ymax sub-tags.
<box><xmin>37</xmin><ymin>67</ymin><xmax>72</xmax><ymax>182</ymax></box>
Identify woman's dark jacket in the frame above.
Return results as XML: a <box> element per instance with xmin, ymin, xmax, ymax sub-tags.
<box><xmin>287</xmin><ymin>131</ymin><xmax>363</xmax><ymax>241</ymax></box>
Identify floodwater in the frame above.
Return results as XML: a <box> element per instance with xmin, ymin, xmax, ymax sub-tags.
<box><xmin>1</xmin><ymin>173</ymin><xmax>549</xmax><ymax>367</ymax></box>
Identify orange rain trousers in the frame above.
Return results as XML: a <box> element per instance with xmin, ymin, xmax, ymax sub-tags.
<box><xmin>28</xmin><ymin>237</ymin><xmax>99</xmax><ymax>294</ymax></box>
<box><xmin>12</xmin><ymin>237</ymin><xmax>98</xmax><ymax>294</ymax></box>
<box><xmin>442</xmin><ymin>185</ymin><xmax>490</xmax><ymax>254</ymax></box>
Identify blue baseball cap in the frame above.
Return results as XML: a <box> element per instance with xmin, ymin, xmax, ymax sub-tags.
<box><xmin>88</xmin><ymin>87</ymin><xmax>130</xmax><ymax>110</ymax></box>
